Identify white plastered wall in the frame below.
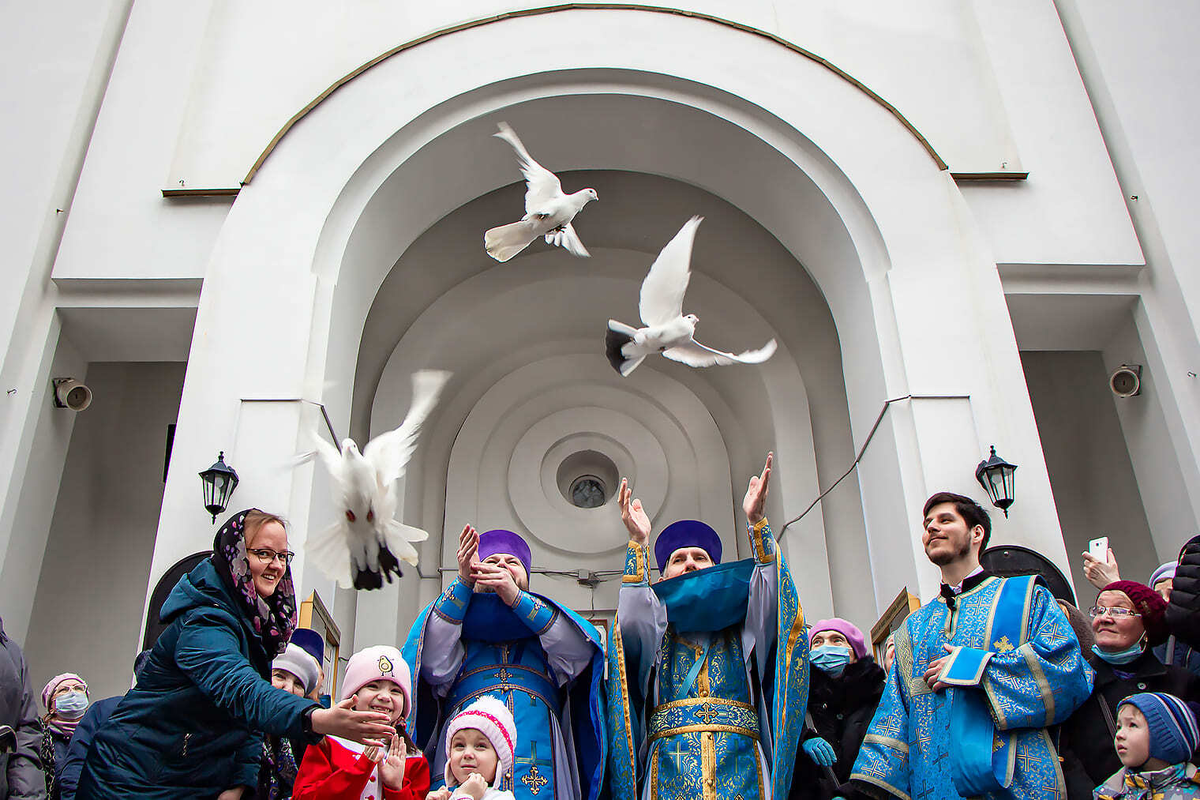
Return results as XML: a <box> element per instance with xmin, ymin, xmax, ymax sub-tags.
<box><xmin>130</xmin><ymin>9</ymin><xmax>1076</xmax><ymax>657</ymax></box>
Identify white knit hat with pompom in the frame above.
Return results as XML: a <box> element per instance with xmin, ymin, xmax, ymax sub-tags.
<box><xmin>443</xmin><ymin>694</ymin><xmax>516</xmax><ymax>788</ymax></box>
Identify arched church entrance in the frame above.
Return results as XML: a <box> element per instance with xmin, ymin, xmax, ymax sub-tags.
<box><xmin>149</xmin><ymin>11</ymin><xmax>1070</xmax><ymax>655</ymax></box>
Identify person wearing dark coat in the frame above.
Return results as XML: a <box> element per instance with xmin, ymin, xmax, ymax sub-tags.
<box><xmin>0</xmin><ymin>615</ymin><xmax>45</xmax><ymax>799</ymax></box>
<box><xmin>1059</xmin><ymin>580</ymin><xmax>1200</xmax><ymax>800</ymax></box>
<box><xmin>1166</xmin><ymin>535</ymin><xmax>1200</xmax><ymax>651</ymax></box>
<box><xmin>55</xmin><ymin>696</ymin><xmax>117</xmax><ymax>800</ymax></box>
<box><xmin>57</xmin><ymin>651</ymin><xmax>151</xmax><ymax>800</ymax></box>
<box><xmin>76</xmin><ymin>509</ymin><xmax>395</xmax><ymax>800</ymax></box>
<box><xmin>38</xmin><ymin>673</ymin><xmax>90</xmax><ymax>800</ymax></box>
<box><xmin>791</xmin><ymin>619</ymin><xmax>885</xmax><ymax>800</ymax></box>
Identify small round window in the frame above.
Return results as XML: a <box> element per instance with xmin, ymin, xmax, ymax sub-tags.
<box><xmin>569</xmin><ymin>475</ymin><xmax>607</xmax><ymax>509</ymax></box>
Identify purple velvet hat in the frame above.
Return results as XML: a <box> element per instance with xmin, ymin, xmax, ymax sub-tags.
<box><xmin>654</xmin><ymin>519</ymin><xmax>723</xmax><ymax>574</ymax></box>
<box><xmin>477</xmin><ymin>529</ymin><xmax>533</xmax><ymax>579</ymax></box>
<box><xmin>810</xmin><ymin>618</ymin><xmax>869</xmax><ymax>660</ymax></box>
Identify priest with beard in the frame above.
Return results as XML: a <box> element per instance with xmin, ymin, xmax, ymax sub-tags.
<box><xmin>850</xmin><ymin>491</ymin><xmax>1093</xmax><ymax>800</ymax></box>
<box><xmin>402</xmin><ymin>526</ymin><xmax>605</xmax><ymax>800</ymax></box>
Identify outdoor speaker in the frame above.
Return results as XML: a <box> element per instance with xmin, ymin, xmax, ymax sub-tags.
<box><xmin>52</xmin><ymin>378</ymin><xmax>92</xmax><ymax>411</ymax></box>
<box><xmin>1109</xmin><ymin>364</ymin><xmax>1141</xmax><ymax>398</ymax></box>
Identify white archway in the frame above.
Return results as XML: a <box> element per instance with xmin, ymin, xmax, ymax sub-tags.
<box><xmin>148</xmin><ymin>10</ymin><xmax>1069</xmax><ymax>645</ymax></box>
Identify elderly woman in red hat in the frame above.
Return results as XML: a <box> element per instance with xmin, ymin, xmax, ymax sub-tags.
<box><xmin>1058</xmin><ymin>580</ymin><xmax>1200</xmax><ymax>799</ymax></box>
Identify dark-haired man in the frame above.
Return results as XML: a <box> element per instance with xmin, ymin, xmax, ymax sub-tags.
<box><xmin>849</xmin><ymin>492</ymin><xmax>1094</xmax><ymax>800</ymax></box>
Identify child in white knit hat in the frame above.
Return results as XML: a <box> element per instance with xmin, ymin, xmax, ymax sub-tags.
<box><xmin>426</xmin><ymin>696</ymin><xmax>517</xmax><ymax>800</ymax></box>
<box><xmin>292</xmin><ymin>645</ymin><xmax>430</xmax><ymax>800</ymax></box>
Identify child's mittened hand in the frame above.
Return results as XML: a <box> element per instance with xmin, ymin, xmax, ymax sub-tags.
<box><xmin>425</xmin><ymin>790</ymin><xmax>451</xmax><ymax>800</ymax></box>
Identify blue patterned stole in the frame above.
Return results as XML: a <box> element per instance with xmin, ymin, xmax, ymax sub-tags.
<box><xmin>945</xmin><ymin>574</ymin><xmax>1037</xmax><ymax>795</ymax></box>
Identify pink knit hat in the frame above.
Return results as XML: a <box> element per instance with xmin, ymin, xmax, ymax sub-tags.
<box><xmin>443</xmin><ymin>695</ymin><xmax>517</xmax><ymax>788</ymax></box>
<box><xmin>42</xmin><ymin>673</ymin><xmax>87</xmax><ymax>711</ymax></box>
<box><xmin>338</xmin><ymin>645</ymin><xmax>411</xmax><ymax>717</ymax></box>
<box><xmin>809</xmin><ymin>618</ymin><xmax>869</xmax><ymax>660</ymax></box>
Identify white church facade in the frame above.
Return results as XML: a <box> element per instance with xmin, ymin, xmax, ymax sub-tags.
<box><xmin>2</xmin><ymin>1</ymin><xmax>1197</xmax><ymax>699</ymax></box>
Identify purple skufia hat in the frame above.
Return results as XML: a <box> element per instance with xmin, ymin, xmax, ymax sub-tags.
<box><xmin>477</xmin><ymin>529</ymin><xmax>532</xmax><ymax>579</ymax></box>
<box><xmin>654</xmin><ymin>519</ymin><xmax>722</xmax><ymax>574</ymax></box>
<box><xmin>289</xmin><ymin>627</ymin><xmax>324</xmax><ymax>666</ymax></box>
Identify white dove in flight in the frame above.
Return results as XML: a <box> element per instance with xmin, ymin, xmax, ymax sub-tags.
<box><xmin>484</xmin><ymin>122</ymin><xmax>598</xmax><ymax>262</ymax></box>
<box><xmin>306</xmin><ymin>369</ymin><xmax>450</xmax><ymax>590</ymax></box>
<box><xmin>605</xmin><ymin>216</ymin><xmax>778</xmax><ymax>377</ymax></box>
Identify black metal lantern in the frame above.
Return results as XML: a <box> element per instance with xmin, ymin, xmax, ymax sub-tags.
<box><xmin>199</xmin><ymin>451</ymin><xmax>239</xmax><ymax>523</ymax></box>
<box><xmin>975</xmin><ymin>445</ymin><xmax>1017</xmax><ymax>518</ymax></box>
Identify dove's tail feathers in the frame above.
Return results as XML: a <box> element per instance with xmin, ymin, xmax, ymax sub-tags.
<box><xmin>605</xmin><ymin>322</ymin><xmax>645</xmax><ymax>376</ymax></box>
<box><xmin>306</xmin><ymin>522</ymin><xmax>355</xmax><ymax>589</ymax></box>
<box><xmin>352</xmin><ymin>542</ymin><xmax>404</xmax><ymax>590</ymax></box>
<box><xmin>485</xmin><ymin>220</ymin><xmax>540</xmax><ymax>262</ymax></box>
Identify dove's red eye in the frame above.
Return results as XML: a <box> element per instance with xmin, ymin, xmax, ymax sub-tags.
<box><xmin>345</xmin><ymin>510</ymin><xmax>356</xmax><ymax>523</ymax></box>
<box><xmin>367</xmin><ymin>509</ymin><xmax>375</xmax><ymax>523</ymax></box>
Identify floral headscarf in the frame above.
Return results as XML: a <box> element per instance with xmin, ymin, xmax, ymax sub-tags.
<box><xmin>211</xmin><ymin>509</ymin><xmax>297</xmax><ymax>657</ymax></box>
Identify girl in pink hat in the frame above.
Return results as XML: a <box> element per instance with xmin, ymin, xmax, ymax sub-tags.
<box><xmin>293</xmin><ymin>645</ymin><xmax>430</xmax><ymax>800</ymax></box>
<box><xmin>426</xmin><ymin>696</ymin><xmax>517</xmax><ymax>800</ymax></box>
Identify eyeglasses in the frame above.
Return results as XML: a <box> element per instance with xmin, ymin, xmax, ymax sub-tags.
<box><xmin>247</xmin><ymin>548</ymin><xmax>295</xmax><ymax>566</ymax></box>
<box><xmin>1088</xmin><ymin>606</ymin><xmax>1142</xmax><ymax>619</ymax></box>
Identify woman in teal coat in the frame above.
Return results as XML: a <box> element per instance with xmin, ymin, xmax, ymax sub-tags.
<box><xmin>77</xmin><ymin>509</ymin><xmax>394</xmax><ymax>799</ymax></box>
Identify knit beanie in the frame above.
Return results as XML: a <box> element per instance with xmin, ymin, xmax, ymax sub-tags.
<box><xmin>338</xmin><ymin>645</ymin><xmax>412</xmax><ymax>718</ymax></box>
<box><xmin>272</xmin><ymin>643</ymin><xmax>320</xmax><ymax>695</ymax></box>
<box><xmin>42</xmin><ymin>673</ymin><xmax>87</xmax><ymax>711</ymax></box>
<box><xmin>1119</xmin><ymin>693</ymin><xmax>1200</xmax><ymax>765</ymax></box>
<box><xmin>1102</xmin><ymin>580</ymin><xmax>1169</xmax><ymax>645</ymax></box>
<box><xmin>443</xmin><ymin>695</ymin><xmax>517</xmax><ymax>788</ymax></box>
<box><xmin>1150</xmin><ymin>562</ymin><xmax>1177</xmax><ymax>590</ymax></box>
<box><xmin>809</xmin><ymin>618</ymin><xmax>869</xmax><ymax>660</ymax></box>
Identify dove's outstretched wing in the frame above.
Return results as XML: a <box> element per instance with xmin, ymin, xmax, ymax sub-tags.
<box><xmin>306</xmin><ymin>522</ymin><xmax>355</xmax><ymax>588</ymax></box>
<box><xmin>662</xmin><ymin>337</ymin><xmax>778</xmax><ymax>368</ymax></box>
<box><xmin>494</xmin><ymin>122</ymin><xmax>563</xmax><ymax>217</ymax></box>
<box><xmin>639</xmin><ymin>216</ymin><xmax>703</xmax><ymax>327</ymax></box>
<box><xmin>362</xmin><ymin>370</ymin><xmax>451</xmax><ymax>487</ymax></box>
<box><xmin>554</xmin><ymin>223</ymin><xmax>591</xmax><ymax>258</ymax></box>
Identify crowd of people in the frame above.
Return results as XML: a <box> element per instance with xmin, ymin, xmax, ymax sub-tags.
<box><xmin>2</xmin><ymin>455</ymin><xmax>1199</xmax><ymax>799</ymax></box>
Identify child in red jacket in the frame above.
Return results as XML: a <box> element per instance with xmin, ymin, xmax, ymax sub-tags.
<box><xmin>293</xmin><ymin>645</ymin><xmax>429</xmax><ymax>800</ymax></box>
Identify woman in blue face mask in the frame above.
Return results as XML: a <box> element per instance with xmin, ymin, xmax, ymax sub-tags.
<box><xmin>1058</xmin><ymin>580</ymin><xmax>1200</xmax><ymax>799</ymax></box>
<box><xmin>40</xmin><ymin>672</ymin><xmax>90</xmax><ymax>800</ymax></box>
<box><xmin>790</xmin><ymin>619</ymin><xmax>885</xmax><ymax>800</ymax></box>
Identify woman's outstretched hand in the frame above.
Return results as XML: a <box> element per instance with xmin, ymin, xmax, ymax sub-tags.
<box><xmin>310</xmin><ymin>698</ymin><xmax>395</xmax><ymax>747</ymax></box>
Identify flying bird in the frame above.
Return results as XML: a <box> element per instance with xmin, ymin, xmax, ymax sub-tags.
<box><xmin>484</xmin><ymin>122</ymin><xmax>598</xmax><ymax>262</ymax></box>
<box><xmin>306</xmin><ymin>370</ymin><xmax>451</xmax><ymax>590</ymax></box>
<box><xmin>605</xmin><ymin>216</ymin><xmax>777</xmax><ymax>377</ymax></box>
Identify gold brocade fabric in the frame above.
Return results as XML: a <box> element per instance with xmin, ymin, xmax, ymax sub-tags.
<box><xmin>647</xmin><ymin>629</ymin><xmax>764</xmax><ymax>800</ymax></box>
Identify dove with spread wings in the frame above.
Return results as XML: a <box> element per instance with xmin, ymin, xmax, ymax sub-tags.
<box><xmin>484</xmin><ymin>122</ymin><xmax>598</xmax><ymax>262</ymax></box>
<box><xmin>605</xmin><ymin>216</ymin><xmax>777</xmax><ymax>377</ymax></box>
<box><xmin>306</xmin><ymin>370</ymin><xmax>450</xmax><ymax>590</ymax></box>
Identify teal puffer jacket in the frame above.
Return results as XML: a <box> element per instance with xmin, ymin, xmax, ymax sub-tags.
<box><xmin>77</xmin><ymin>559</ymin><xmax>317</xmax><ymax>798</ymax></box>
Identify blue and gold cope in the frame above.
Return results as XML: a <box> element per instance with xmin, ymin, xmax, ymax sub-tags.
<box><xmin>605</xmin><ymin>518</ymin><xmax>810</xmax><ymax>800</ymax></box>
<box><xmin>850</xmin><ymin>575</ymin><xmax>1094</xmax><ymax>800</ymax></box>
<box><xmin>402</xmin><ymin>581</ymin><xmax>606</xmax><ymax>800</ymax></box>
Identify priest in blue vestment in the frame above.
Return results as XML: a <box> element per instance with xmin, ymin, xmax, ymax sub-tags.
<box><xmin>605</xmin><ymin>453</ymin><xmax>810</xmax><ymax>800</ymax></box>
<box><xmin>402</xmin><ymin>526</ymin><xmax>605</xmax><ymax>800</ymax></box>
<box><xmin>850</xmin><ymin>491</ymin><xmax>1094</xmax><ymax>800</ymax></box>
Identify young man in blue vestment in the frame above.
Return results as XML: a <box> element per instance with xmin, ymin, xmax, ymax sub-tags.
<box><xmin>605</xmin><ymin>453</ymin><xmax>810</xmax><ymax>800</ymax></box>
<box><xmin>402</xmin><ymin>527</ymin><xmax>606</xmax><ymax>800</ymax></box>
<box><xmin>849</xmin><ymin>492</ymin><xmax>1095</xmax><ymax>800</ymax></box>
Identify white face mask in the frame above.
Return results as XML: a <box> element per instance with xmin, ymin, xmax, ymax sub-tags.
<box><xmin>54</xmin><ymin>690</ymin><xmax>89</xmax><ymax>719</ymax></box>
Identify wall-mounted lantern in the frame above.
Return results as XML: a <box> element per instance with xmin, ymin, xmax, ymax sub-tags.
<box><xmin>199</xmin><ymin>451</ymin><xmax>239</xmax><ymax>523</ymax></box>
<box><xmin>975</xmin><ymin>445</ymin><xmax>1016</xmax><ymax>518</ymax></box>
